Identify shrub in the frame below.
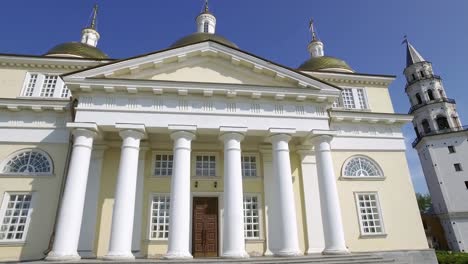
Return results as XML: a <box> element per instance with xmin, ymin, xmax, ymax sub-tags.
<box><xmin>436</xmin><ymin>251</ymin><xmax>468</xmax><ymax>264</ymax></box>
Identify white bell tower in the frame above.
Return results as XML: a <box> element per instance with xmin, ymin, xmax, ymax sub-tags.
<box><xmin>405</xmin><ymin>39</ymin><xmax>468</xmax><ymax>252</ymax></box>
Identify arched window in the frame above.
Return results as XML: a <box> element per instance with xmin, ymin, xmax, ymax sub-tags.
<box><xmin>422</xmin><ymin>119</ymin><xmax>431</xmax><ymax>134</ymax></box>
<box><xmin>436</xmin><ymin>115</ymin><xmax>450</xmax><ymax>130</ymax></box>
<box><xmin>342</xmin><ymin>156</ymin><xmax>383</xmax><ymax>178</ymax></box>
<box><xmin>1</xmin><ymin>149</ymin><xmax>53</xmax><ymax>175</ymax></box>
<box><xmin>415</xmin><ymin>93</ymin><xmax>422</xmax><ymax>105</ymax></box>
<box><xmin>203</xmin><ymin>22</ymin><xmax>209</xmax><ymax>33</ymax></box>
<box><xmin>427</xmin><ymin>89</ymin><xmax>434</xmax><ymax>101</ymax></box>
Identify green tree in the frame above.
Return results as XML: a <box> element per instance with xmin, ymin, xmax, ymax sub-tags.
<box><xmin>416</xmin><ymin>193</ymin><xmax>432</xmax><ymax>213</ymax></box>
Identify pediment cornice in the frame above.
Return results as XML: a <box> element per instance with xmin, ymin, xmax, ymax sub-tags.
<box><xmin>64</xmin><ymin>42</ymin><xmax>341</xmax><ymax>93</ymax></box>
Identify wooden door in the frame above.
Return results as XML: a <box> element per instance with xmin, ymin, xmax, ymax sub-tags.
<box><xmin>192</xmin><ymin>197</ymin><xmax>218</xmax><ymax>257</ymax></box>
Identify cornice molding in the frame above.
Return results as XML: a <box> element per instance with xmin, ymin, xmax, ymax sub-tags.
<box><xmin>329</xmin><ymin>110</ymin><xmax>413</xmax><ymax>125</ymax></box>
<box><xmin>0</xmin><ymin>54</ymin><xmax>111</xmax><ymax>70</ymax></box>
<box><xmin>0</xmin><ymin>98</ymin><xmax>70</xmax><ymax>112</ymax></box>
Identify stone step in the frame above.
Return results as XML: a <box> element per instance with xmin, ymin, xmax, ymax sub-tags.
<box><xmin>30</xmin><ymin>254</ymin><xmax>403</xmax><ymax>264</ymax></box>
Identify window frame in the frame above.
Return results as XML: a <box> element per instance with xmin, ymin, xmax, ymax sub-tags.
<box><xmin>354</xmin><ymin>192</ymin><xmax>386</xmax><ymax>237</ymax></box>
<box><xmin>192</xmin><ymin>152</ymin><xmax>219</xmax><ymax>178</ymax></box>
<box><xmin>241</xmin><ymin>153</ymin><xmax>260</xmax><ymax>178</ymax></box>
<box><xmin>0</xmin><ymin>192</ymin><xmax>35</xmax><ymax>243</ymax></box>
<box><xmin>332</xmin><ymin>87</ymin><xmax>370</xmax><ymax>110</ymax></box>
<box><xmin>448</xmin><ymin>146</ymin><xmax>456</xmax><ymax>154</ymax></box>
<box><xmin>341</xmin><ymin>155</ymin><xmax>384</xmax><ymax>180</ymax></box>
<box><xmin>152</xmin><ymin>151</ymin><xmax>174</xmax><ymax>177</ymax></box>
<box><xmin>147</xmin><ymin>193</ymin><xmax>170</xmax><ymax>241</ymax></box>
<box><xmin>454</xmin><ymin>163</ymin><xmax>463</xmax><ymax>172</ymax></box>
<box><xmin>20</xmin><ymin>72</ymin><xmax>70</xmax><ymax>99</ymax></box>
<box><xmin>243</xmin><ymin>193</ymin><xmax>264</xmax><ymax>240</ymax></box>
<box><xmin>0</xmin><ymin>149</ymin><xmax>54</xmax><ymax>177</ymax></box>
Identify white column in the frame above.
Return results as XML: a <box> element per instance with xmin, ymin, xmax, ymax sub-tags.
<box><xmin>164</xmin><ymin>128</ymin><xmax>196</xmax><ymax>259</ymax></box>
<box><xmin>270</xmin><ymin>133</ymin><xmax>301</xmax><ymax>256</ymax></box>
<box><xmin>46</xmin><ymin>126</ymin><xmax>97</xmax><ymax>261</ymax></box>
<box><xmin>259</xmin><ymin>147</ymin><xmax>274</xmax><ymax>256</ymax></box>
<box><xmin>220</xmin><ymin>129</ymin><xmax>249</xmax><ymax>258</ymax></box>
<box><xmin>104</xmin><ymin>127</ymin><xmax>145</xmax><ymax>260</ymax></box>
<box><xmin>297</xmin><ymin>146</ymin><xmax>325</xmax><ymax>254</ymax></box>
<box><xmin>313</xmin><ymin>135</ymin><xmax>348</xmax><ymax>254</ymax></box>
<box><xmin>132</xmin><ymin>147</ymin><xmax>148</xmax><ymax>256</ymax></box>
<box><xmin>78</xmin><ymin>146</ymin><xmax>106</xmax><ymax>258</ymax></box>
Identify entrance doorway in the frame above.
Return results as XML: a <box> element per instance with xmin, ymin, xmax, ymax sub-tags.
<box><xmin>192</xmin><ymin>197</ymin><xmax>218</xmax><ymax>257</ymax></box>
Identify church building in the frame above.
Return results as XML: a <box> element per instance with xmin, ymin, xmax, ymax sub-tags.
<box><xmin>0</xmin><ymin>4</ymin><xmax>436</xmax><ymax>263</ymax></box>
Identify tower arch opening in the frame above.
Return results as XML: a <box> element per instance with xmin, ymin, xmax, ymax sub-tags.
<box><xmin>422</xmin><ymin>119</ymin><xmax>431</xmax><ymax>134</ymax></box>
<box><xmin>436</xmin><ymin>115</ymin><xmax>450</xmax><ymax>130</ymax></box>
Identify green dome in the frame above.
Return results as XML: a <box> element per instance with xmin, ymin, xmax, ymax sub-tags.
<box><xmin>171</xmin><ymin>32</ymin><xmax>238</xmax><ymax>49</ymax></box>
<box><xmin>299</xmin><ymin>56</ymin><xmax>353</xmax><ymax>72</ymax></box>
<box><xmin>45</xmin><ymin>42</ymin><xmax>108</xmax><ymax>59</ymax></box>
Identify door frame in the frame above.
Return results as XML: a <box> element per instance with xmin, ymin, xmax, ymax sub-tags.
<box><xmin>190</xmin><ymin>192</ymin><xmax>223</xmax><ymax>257</ymax></box>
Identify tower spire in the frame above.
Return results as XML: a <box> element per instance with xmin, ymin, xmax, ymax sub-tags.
<box><xmin>307</xmin><ymin>18</ymin><xmax>324</xmax><ymax>58</ymax></box>
<box><xmin>404</xmin><ymin>38</ymin><xmax>426</xmax><ymax>67</ymax></box>
<box><xmin>81</xmin><ymin>4</ymin><xmax>101</xmax><ymax>47</ymax></box>
<box><xmin>309</xmin><ymin>19</ymin><xmax>319</xmax><ymax>42</ymax></box>
<box><xmin>203</xmin><ymin>0</ymin><xmax>209</xmax><ymax>13</ymax></box>
<box><xmin>89</xmin><ymin>4</ymin><xmax>98</xmax><ymax>30</ymax></box>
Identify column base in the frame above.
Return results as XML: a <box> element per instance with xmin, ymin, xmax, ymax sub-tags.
<box><xmin>102</xmin><ymin>252</ymin><xmax>135</xmax><ymax>261</ymax></box>
<box><xmin>222</xmin><ymin>251</ymin><xmax>250</xmax><ymax>258</ymax></box>
<box><xmin>162</xmin><ymin>251</ymin><xmax>193</xmax><ymax>259</ymax></box>
<box><xmin>322</xmin><ymin>248</ymin><xmax>350</xmax><ymax>255</ymax></box>
<box><xmin>45</xmin><ymin>251</ymin><xmax>81</xmax><ymax>261</ymax></box>
<box><xmin>306</xmin><ymin>247</ymin><xmax>325</xmax><ymax>254</ymax></box>
<box><xmin>264</xmin><ymin>249</ymin><xmax>274</xmax><ymax>256</ymax></box>
<box><xmin>78</xmin><ymin>250</ymin><xmax>96</xmax><ymax>259</ymax></box>
<box><xmin>274</xmin><ymin>249</ymin><xmax>303</xmax><ymax>257</ymax></box>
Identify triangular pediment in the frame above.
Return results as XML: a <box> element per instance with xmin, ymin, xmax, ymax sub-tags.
<box><xmin>64</xmin><ymin>41</ymin><xmax>340</xmax><ymax>92</ymax></box>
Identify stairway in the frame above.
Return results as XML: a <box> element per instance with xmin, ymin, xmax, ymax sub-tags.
<box><xmin>30</xmin><ymin>253</ymin><xmax>405</xmax><ymax>264</ymax></box>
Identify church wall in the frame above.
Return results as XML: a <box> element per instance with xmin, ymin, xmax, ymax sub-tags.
<box><xmin>332</xmin><ymin>150</ymin><xmax>428</xmax><ymax>252</ymax></box>
<box><xmin>365</xmin><ymin>86</ymin><xmax>395</xmax><ymax>113</ymax></box>
<box><xmin>0</xmin><ymin>143</ymin><xmax>69</xmax><ymax>261</ymax></box>
<box><xmin>0</xmin><ymin>68</ymin><xmax>27</xmax><ymax>98</ymax></box>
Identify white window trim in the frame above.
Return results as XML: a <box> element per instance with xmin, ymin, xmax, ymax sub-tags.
<box><xmin>151</xmin><ymin>151</ymin><xmax>173</xmax><ymax>177</ymax></box>
<box><xmin>192</xmin><ymin>152</ymin><xmax>219</xmax><ymax>178</ymax></box>
<box><xmin>340</xmin><ymin>155</ymin><xmax>384</xmax><ymax>181</ymax></box>
<box><xmin>0</xmin><ymin>192</ymin><xmax>36</xmax><ymax>244</ymax></box>
<box><xmin>243</xmin><ymin>193</ymin><xmax>264</xmax><ymax>241</ymax></box>
<box><xmin>147</xmin><ymin>193</ymin><xmax>170</xmax><ymax>241</ymax></box>
<box><xmin>0</xmin><ymin>148</ymin><xmax>54</xmax><ymax>177</ymax></box>
<box><xmin>20</xmin><ymin>72</ymin><xmax>69</xmax><ymax>99</ymax></box>
<box><xmin>241</xmin><ymin>153</ymin><xmax>261</xmax><ymax>178</ymax></box>
<box><xmin>354</xmin><ymin>192</ymin><xmax>386</xmax><ymax>237</ymax></box>
<box><xmin>333</xmin><ymin>87</ymin><xmax>370</xmax><ymax>111</ymax></box>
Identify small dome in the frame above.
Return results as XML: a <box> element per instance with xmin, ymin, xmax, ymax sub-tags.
<box><xmin>299</xmin><ymin>56</ymin><xmax>353</xmax><ymax>72</ymax></box>
<box><xmin>170</xmin><ymin>32</ymin><xmax>238</xmax><ymax>49</ymax></box>
<box><xmin>45</xmin><ymin>42</ymin><xmax>108</xmax><ymax>59</ymax></box>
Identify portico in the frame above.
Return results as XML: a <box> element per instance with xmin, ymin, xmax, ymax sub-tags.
<box><xmin>45</xmin><ymin>118</ymin><xmax>348</xmax><ymax>260</ymax></box>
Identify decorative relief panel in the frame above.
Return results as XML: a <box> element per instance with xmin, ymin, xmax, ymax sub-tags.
<box><xmin>77</xmin><ymin>95</ymin><xmax>329</xmax><ymax>119</ymax></box>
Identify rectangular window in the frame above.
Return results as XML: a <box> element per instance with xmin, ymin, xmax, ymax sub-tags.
<box><xmin>40</xmin><ymin>75</ymin><xmax>58</xmax><ymax>97</ymax></box>
<box><xmin>195</xmin><ymin>155</ymin><xmax>216</xmax><ymax>177</ymax></box>
<box><xmin>149</xmin><ymin>195</ymin><xmax>170</xmax><ymax>240</ymax></box>
<box><xmin>0</xmin><ymin>193</ymin><xmax>33</xmax><ymax>242</ymax></box>
<box><xmin>357</xmin><ymin>89</ymin><xmax>368</xmax><ymax>109</ymax></box>
<box><xmin>154</xmin><ymin>153</ymin><xmax>173</xmax><ymax>176</ymax></box>
<box><xmin>454</xmin><ymin>163</ymin><xmax>463</xmax><ymax>172</ymax></box>
<box><xmin>356</xmin><ymin>193</ymin><xmax>384</xmax><ymax>235</ymax></box>
<box><xmin>243</xmin><ymin>195</ymin><xmax>260</xmax><ymax>239</ymax></box>
<box><xmin>60</xmin><ymin>85</ymin><xmax>70</xmax><ymax>98</ymax></box>
<box><xmin>24</xmin><ymin>74</ymin><xmax>38</xmax><ymax>97</ymax></box>
<box><xmin>342</xmin><ymin>88</ymin><xmax>356</xmax><ymax>109</ymax></box>
<box><xmin>23</xmin><ymin>73</ymin><xmax>68</xmax><ymax>98</ymax></box>
<box><xmin>242</xmin><ymin>155</ymin><xmax>257</xmax><ymax>177</ymax></box>
<box><xmin>448</xmin><ymin>146</ymin><xmax>456</xmax><ymax>154</ymax></box>
<box><xmin>465</xmin><ymin>181</ymin><xmax>468</xmax><ymax>190</ymax></box>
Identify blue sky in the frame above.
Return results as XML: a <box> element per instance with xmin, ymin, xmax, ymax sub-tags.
<box><xmin>1</xmin><ymin>1</ymin><xmax>467</xmax><ymax>193</ymax></box>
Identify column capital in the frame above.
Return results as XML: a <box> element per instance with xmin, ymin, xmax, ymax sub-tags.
<box><xmin>116</xmin><ymin>124</ymin><xmax>146</xmax><ymax>139</ymax></box>
<box><xmin>67</xmin><ymin>123</ymin><xmax>98</xmax><ymax>138</ymax></box>
<box><xmin>269</xmin><ymin>133</ymin><xmax>292</xmax><ymax>143</ymax></box>
<box><xmin>170</xmin><ymin>131</ymin><xmax>196</xmax><ymax>141</ymax></box>
<box><xmin>168</xmin><ymin>124</ymin><xmax>197</xmax><ymax>133</ymax></box>
<box><xmin>219</xmin><ymin>132</ymin><xmax>245</xmax><ymax>142</ymax></box>
<box><xmin>72</xmin><ymin>128</ymin><xmax>98</xmax><ymax>139</ymax></box>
